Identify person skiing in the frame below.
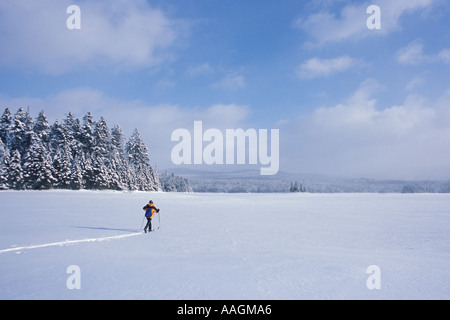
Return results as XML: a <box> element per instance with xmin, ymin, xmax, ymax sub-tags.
<box><xmin>143</xmin><ymin>200</ymin><xmax>160</xmax><ymax>233</ymax></box>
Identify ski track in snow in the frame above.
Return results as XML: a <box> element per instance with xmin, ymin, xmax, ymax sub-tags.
<box><xmin>0</xmin><ymin>232</ymin><xmax>142</xmax><ymax>254</ymax></box>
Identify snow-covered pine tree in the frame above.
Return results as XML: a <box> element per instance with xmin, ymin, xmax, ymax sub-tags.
<box><xmin>70</xmin><ymin>154</ymin><xmax>84</xmax><ymax>190</ymax></box>
<box><xmin>63</xmin><ymin>112</ymin><xmax>83</xmax><ymax>160</ymax></box>
<box><xmin>7</xmin><ymin>149</ymin><xmax>23</xmax><ymax>190</ymax></box>
<box><xmin>0</xmin><ymin>139</ymin><xmax>9</xmax><ymax>190</ymax></box>
<box><xmin>80</xmin><ymin>112</ymin><xmax>95</xmax><ymax>156</ymax></box>
<box><xmin>0</xmin><ymin>108</ymin><xmax>12</xmax><ymax>145</ymax></box>
<box><xmin>49</xmin><ymin>120</ymin><xmax>66</xmax><ymax>157</ymax></box>
<box><xmin>0</xmin><ymin>139</ymin><xmax>4</xmax><ymax>164</ymax></box>
<box><xmin>22</xmin><ymin>133</ymin><xmax>56</xmax><ymax>190</ymax></box>
<box><xmin>111</xmin><ymin>125</ymin><xmax>125</xmax><ymax>152</ymax></box>
<box><xmin>90</xmin><ymin>156</ymin><xmax>111</xmax><ymax>190</ymax></box>
<box><xmin>91</xmin><ymin>117</ymin><xmax>113</xmax><ymax>190</ymax></box>
<box><xmin>81</xmin><ymin>153</ymin><xmax>96</xmax><ymax>190</ymax></box>
<box><xmin>49</xmin><ymin>120</ymin><xmax>72</xmax><ymax>189</ymax></box>
<box><xmin>52</xmin><ymin>145</ymin><xmax>73</xmax><ymax>189</ymax></box>
<box><xmin>8</xmin><ymin>108</ymin><xmax>34</xmax><ymax>158</ymax></box>
<box><xmin>125</xmin><ymin>129</ymin><xmax>160</xmax><ymax>191</ymax></box>
<box><xmin>33</xmin><ymin>110</ymin><xmax>51</xmax><ymax>150</ymax></box>
<box><xmin>92</xmin><ymin>117</ymin><xmax>111</xmax><ymax>158</ymax></box>
<box><xmin>159</xmin><ymin>172</ymin><xmax>193</xmax><ymax>192</ymax></box>
<box><xmin>110</xmin><ymin>125</ymin><xmax>128</xmax><ymax>190</ymax></box>
<box><xmin>290</xmin><ymin>181</ymin><xmax>306</xmax><ymax>193</ymax></box>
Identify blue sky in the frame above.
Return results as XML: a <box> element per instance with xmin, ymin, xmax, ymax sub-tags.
<box><xmin>0</xmin><ymin>0</ymin><xmax>449</xmax><ymax>179</ymax></box>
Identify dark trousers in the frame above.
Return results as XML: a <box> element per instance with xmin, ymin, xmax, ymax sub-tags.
<box><xmin>144</xmin><ymin>218</ymin><xmax>152</xmax><ymax>232</ymax></box>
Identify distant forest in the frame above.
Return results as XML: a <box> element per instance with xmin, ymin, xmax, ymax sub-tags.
<box><xmin>0</xmin><ymin>107</ymin><xmax>191</xmax><ymax>192</ymax></box>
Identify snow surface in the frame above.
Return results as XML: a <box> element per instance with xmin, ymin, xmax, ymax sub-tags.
<box><xmin>0</xmin><ymin>191</ymin><xmax>449</xmax><ymax>300</ymax></box>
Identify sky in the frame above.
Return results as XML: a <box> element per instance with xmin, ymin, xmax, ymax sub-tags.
<box><xmin>0</xmin><ymin>0</ymin><xmax>449</xmax><ymax>180</ymax></box>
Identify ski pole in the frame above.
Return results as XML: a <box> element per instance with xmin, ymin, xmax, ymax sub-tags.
<box><xmin>158</xmin><ymin>210</ymin><xmax>161</xmax><ymax>230</ymax></box>
<box><xmin>140</xmin><ymin>215</ymin><xmax>145</xmax><ymax>231</ymax></box>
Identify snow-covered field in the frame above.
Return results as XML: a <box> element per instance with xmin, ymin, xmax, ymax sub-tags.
<box><xmin>0</xmin><ymin>191</ymin><xmax>449</xmax><ymax>300</ymax></box>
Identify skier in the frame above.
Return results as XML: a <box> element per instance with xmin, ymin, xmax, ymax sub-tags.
<box><xmin>143</xmin><ymin>200</ymin><xmax>160</xmax><ymax>233</ymax></box>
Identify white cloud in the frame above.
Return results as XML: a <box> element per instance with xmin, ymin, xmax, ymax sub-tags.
<box><xmin>295</xmin><ymin>0</ymin><xmax>435</xmax><ymax>46</ymax></box>
<box><xmin>297</xmin><ymin>56</ymin><xmax>360</xmax><ymax>79</ymax></box>
<box><xmin>438</xmin><ymin>49</ymin><xmax>450</xmax><ymax>63</ymax></box>
<box><xmin>295</xmin><ymin>6</ymin><xmax>367</xmax><ymax>46</ymax></box>
<box><xmin>188</xmin><ymin>64</ymin><xmax>246</xmax><ymax>91</ymax></box>
<box><xmin>212</xmin><ymin>74</ymin><xmax>246</xmax><ymax>91</ymax></box>
<box><xmin>0</xmin><ymin>0</ymin><xmax>185</xmax><ymax>74</ymax></box>
<box><xmin>405</xmin><ymin>76</ymin><xmax>425</xmax><ymax>91</ymax></box>
<box><xmin>396</xmin><ymin>41</ymin><xmax>427</xmax><ymax>65</ymax></box>
<box><xmin>397</xmin><ymin>40</ymin><xmax>450</xmax><ymax>65</ymax></box>
<box><xmin>186</xmin><ymin>63</ymin><xmax>215</xmax><ymax>76</ymax></box>
<box><xmin>377</xmin><ymin>0</ymin><xmax>435</xmax><ymax>30</ymax></box>
<box><xmin>279</xmin><ymin>80</ymin><xmax>450</xmax><ymax>179</ymax></box>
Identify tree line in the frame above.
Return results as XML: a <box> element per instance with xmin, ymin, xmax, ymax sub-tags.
<box><xmin>0</xmin><ymin>107</ymin><xmax>161</xmax><ymax>191</ymax></box>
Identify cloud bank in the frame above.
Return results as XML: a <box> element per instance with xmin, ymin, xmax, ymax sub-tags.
<box><xmin>297</xmin><ymin>56</ymin><xmax>360</xmax><ymax>79</ymax></box>
<box><xmin>279</xmin><ymin>80</ymin><xmax>450</xmax><ymax>179</ymax></box>
<box><xmin>397</xmin><ymin>40</ymin><xmax>450</xmax><ymax>65</ymax></box>
<box><xmin>0</xmin><ymin>0</ymin><xmax>185</xmax><ymax>74</ymax></box>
